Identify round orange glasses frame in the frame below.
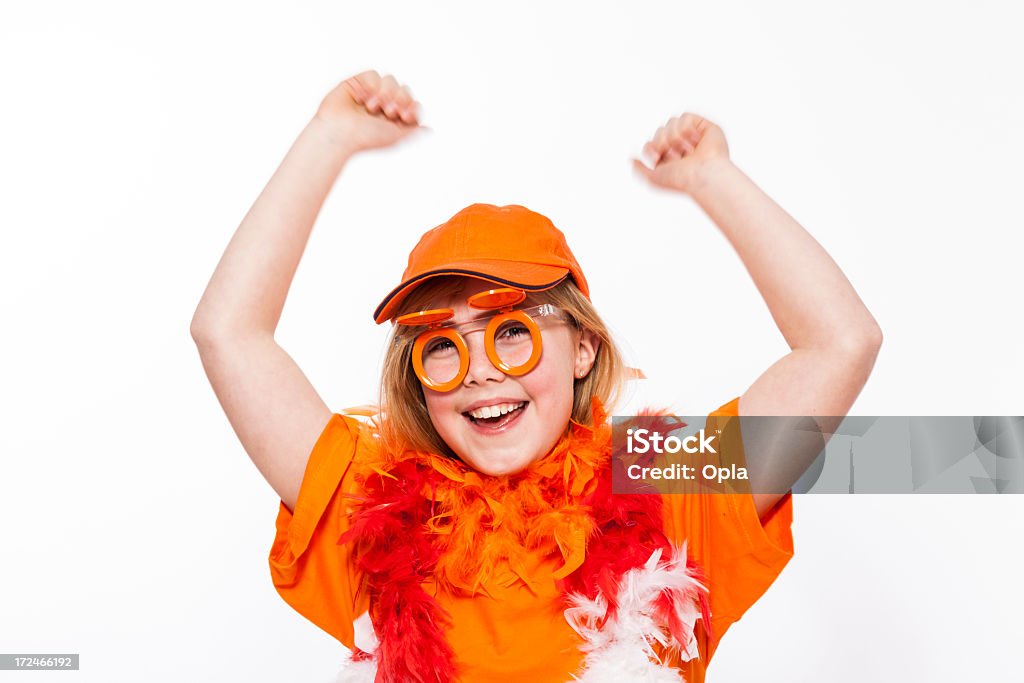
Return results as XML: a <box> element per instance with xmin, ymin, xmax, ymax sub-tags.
<box><xmin>395</xmin><ymin>288</ymin><xmax>569</xmax><ymax>392</ymax></box>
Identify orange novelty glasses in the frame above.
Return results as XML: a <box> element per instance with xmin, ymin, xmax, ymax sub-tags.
<box><xmin>395</xmin><ymin>287</ymin><xmax>571</xmax><ymax>392</ymax></box>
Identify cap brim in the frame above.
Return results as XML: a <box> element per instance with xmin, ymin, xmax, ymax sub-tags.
<box><xmin>373</xmin><ymin>260</ymin><xmax>571</xmax><ymax>324</ymax></box>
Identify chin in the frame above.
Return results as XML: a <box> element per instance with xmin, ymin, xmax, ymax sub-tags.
<box><xmin>462</xmin><ymin>449</ymin><xmax>538</xmax><ymax>477</ymax></box>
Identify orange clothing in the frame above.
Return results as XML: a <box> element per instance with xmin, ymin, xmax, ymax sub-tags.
<box><xmin>269</xmin><ymin>398</ymin><xmax>794</xmax><ymax>682</ymax></box>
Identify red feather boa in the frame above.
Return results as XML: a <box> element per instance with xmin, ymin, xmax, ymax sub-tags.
<box><xmin>337</xmin><ymin>399</ymin><xmax>711</xmax><ymax>682</ymax></box>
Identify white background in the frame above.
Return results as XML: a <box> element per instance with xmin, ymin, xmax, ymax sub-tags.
<box><xmin>2</xmin><ymin>1</ymin><xmax>1022</xmax><ymax>681</ymax></box>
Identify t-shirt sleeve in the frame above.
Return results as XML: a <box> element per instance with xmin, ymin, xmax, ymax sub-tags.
<box><xmin>662</xmin><ymin>396</ymin><xmax>795</xmax><ymax>664</ymax></box>
<box><xmin>268</xmin><ymin>413</ymin><xmax>370</xmax><ymax>648</ymax></box>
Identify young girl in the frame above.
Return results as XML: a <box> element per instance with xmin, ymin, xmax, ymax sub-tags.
<box><xmin>191</xmin><ymin>71</ymin><xmax>882</xmax><ymax>682</ymax></box>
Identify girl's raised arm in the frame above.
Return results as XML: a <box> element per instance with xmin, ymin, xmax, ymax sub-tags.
<box><xmin>633</xmin><ymin>114</ymin><xmax>883</xmax><ymax>519</ymax></box>
<box><xmin>190</xmin><ymin>71</ymin><xmax>424</xmax><ymax>511</ymax></box>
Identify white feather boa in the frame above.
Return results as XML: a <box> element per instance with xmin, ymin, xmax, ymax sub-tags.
<box><xmin>335</xmin><ymin>545</ymin><xmax>706</xmax><ymax>683</ymax></box>
<box><xmin>565</xmin><ymin>544</ymin><xmax>706</xmax><ymax>682</ymax></box>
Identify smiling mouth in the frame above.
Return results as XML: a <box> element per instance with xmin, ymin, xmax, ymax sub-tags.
<box><xmin>463</xmin><ymin>401</ymin><xmax>528</xmax><ymax>428</ymax></box>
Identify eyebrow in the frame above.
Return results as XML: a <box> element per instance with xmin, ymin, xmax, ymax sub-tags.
<box><xmin>408</xmin><ymin>296</ymin><xmax>543</xmax><ymax>329</ymax></box>
<box><xmin>399</xmin><ymin>307</ymin><xmax>491</xmax><ymax>331</ymax></box>
<box><xmin>455</xmin><ymin>309</ymin><xmax>495</xmax><ymax>325</ymax></box>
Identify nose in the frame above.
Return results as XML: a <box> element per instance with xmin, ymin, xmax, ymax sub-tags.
<box><xmin>461</xmin><ymin>331</ymin><xmax>505</xmax><ymax>387</ymax></box>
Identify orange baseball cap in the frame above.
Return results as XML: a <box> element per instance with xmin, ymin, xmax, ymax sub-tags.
<box><xmin>373</xmin><ymin>204</ymin><xmax>591</xmax><ymax>324</ymax></box>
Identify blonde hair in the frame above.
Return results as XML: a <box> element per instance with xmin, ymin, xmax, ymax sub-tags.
<box><xmin>378</xmin><ymin>276</ymin><xmax>629</xmax><ymax>456</ymax></box>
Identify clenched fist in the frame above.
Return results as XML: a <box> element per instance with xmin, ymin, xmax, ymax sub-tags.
<box><xmin>315</xmin><ymin>70</ymin><xmax>425</xmax><ymax>152</ymax></box>
<box><xmin>632</xmin><ymin>113</ymin><xmax>730</xmax><ymax>195</ymax></box>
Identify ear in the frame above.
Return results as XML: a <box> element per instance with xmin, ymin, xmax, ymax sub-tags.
<box><xmin>574</xmin><ymin>328</ymin><xmax>601</xmax><ymax>378</ymax></box>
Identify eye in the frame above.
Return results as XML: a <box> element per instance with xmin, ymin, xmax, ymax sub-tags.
<box><xmin>497</xmin><ymin>323</ymin><xmax>530</xmax><ymax>340</ymax></box>
<box><xmin>425</xmin><ymin>337</ymin><xmax>457</xmax><ymax>355</ymax></box>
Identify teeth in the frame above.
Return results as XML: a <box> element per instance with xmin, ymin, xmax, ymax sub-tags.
<box><xmin>467</xmin><ymin>402</ymin><xmax>525</xmax><ymax>419</ymax></box>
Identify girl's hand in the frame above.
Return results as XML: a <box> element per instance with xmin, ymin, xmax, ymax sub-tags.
<box><xmin>631</xmin><ymin>113</ymin><xmax>730</xmax><ymax>195</ymax></box>
<box><xmin>315</xmin><ymin>70</ymin><xmax>425</xmax><ymax>152</ymax></box>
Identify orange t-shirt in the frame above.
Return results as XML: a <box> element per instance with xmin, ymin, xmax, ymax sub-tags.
<box><xmin>269</xmin><ymin>398</ymin><xmax>794</xmax><ymax>682</ymax></box>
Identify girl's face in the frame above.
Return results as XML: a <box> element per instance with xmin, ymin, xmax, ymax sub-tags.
<box><xmin>420</xmin><ymin>280</ymin><xmax>599</xmax><ymax>476</ymax></box>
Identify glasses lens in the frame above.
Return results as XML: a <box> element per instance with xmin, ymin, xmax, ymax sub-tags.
<box><xmin>420</xmin><ymin>334</ymin><xmax>463</xmax><ymax>385</ymax></box>
<box><xmin>492</xmin><ymin>318</ymin><xmax>536</xmax><ymax>370</ymax></box>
